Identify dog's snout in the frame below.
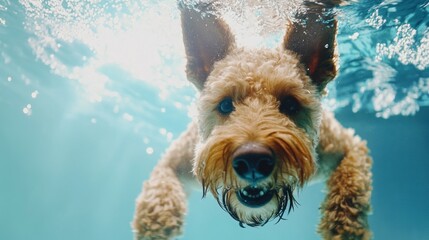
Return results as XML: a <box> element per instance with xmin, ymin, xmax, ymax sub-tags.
<box><xmin>232</xmin><ymin>143</ymin><xmax>275</xmax><ymax>182</ymax></box>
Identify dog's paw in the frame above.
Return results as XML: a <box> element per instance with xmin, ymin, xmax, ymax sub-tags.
<box><xmin>133</xmin><ymin>167</ymin><xmax>187</xmax><ymax>240</ymax></box>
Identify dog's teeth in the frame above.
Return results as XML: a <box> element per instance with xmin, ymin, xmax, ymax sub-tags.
<box><xmin>239</xmin><ymin>186</ymin><xmax>271</xmax><ymax>199</ymax></box>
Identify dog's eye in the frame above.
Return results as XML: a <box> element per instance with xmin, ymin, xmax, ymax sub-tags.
<box><xmin>279</xmin><ymin>96</ymin><xmax>301</xmax><ymax>115</ymax></box>
<box><xmin>218</xmin><ymin>97</ymin><xmax>235</xmax><ymax>115</ymax></box>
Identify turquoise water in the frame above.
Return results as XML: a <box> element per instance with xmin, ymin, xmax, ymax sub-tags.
<box><xmin>1</xmin><ymin>0</ymin><xmax>428</xmax><ymax>239</ymax></box>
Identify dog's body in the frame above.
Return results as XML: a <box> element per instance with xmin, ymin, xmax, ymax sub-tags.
<box><xmin>133</xmin><ymin>1</ymin><xmax>372</xmax><ymax>240</ymax></box>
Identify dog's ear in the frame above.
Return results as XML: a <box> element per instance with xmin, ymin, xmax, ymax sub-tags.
<box><xmin>179</xmin><ymin>2</ymin><xmax>235</xmax><ymax>90</ymax></box>
<box><xmin>283</xmin><ymin>1</ymin><xmax>339</xmax><ymax>90</ymax></box>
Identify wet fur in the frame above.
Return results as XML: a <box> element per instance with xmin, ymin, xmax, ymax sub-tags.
<box><xmin>132</xmin><ymin>1</ymin><xmax>372</xmax><ymax>239</ymax></box>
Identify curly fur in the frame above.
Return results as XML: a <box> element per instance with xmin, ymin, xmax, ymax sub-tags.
<box><xmin>132</xmin><ymin>1</ymin><xmax>372</xmax><ymax>239</ymax></box>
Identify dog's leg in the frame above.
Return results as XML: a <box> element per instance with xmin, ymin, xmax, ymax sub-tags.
<box><xmin>317</xmin><ymin>112</ymin><xmax>372</xmax><ymax>240</ymax></box>
<box><xmin>133</xmin><ymin>163</ymin><xmax>186</xmax><ymax>240</ymax></box>
<box><xmin>132</xmin><ymin>3</ymin><xmax>235</xmax><ymax>239</ymax></box>
<box><xmin>132</xmin><ymin>123</ymin><xmax>198</xmax><ymax>240</ymax></box>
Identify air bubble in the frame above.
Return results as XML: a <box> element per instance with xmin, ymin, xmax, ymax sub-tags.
<box><xmin>31</xmin><ymin>90</ymin><xmax>39</xmax><ymax>99</ymax></box>
<box><xmin>349</xmin><ymin>32</ymin><xmax>359</xmax><ymax>40</ymax></box>
<box><xmin>146</xmin><ymin>147</ymin><xmax>154</xmax><ymax>155</ymax></box>
<box><xmin>23</xmin><ymin>104</ymin><xmax>32</xmax><ymax>116</ymax></box>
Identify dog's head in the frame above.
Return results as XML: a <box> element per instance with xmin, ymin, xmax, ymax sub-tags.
<box><xmin>180</xmin><ymin>1</ymin><xmax>338</xmax><ymax>226</ymax></box>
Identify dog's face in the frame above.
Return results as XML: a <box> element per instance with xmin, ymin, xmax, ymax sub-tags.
<box><xmin>195</xmin><ymin>48</ymin><xmax>321</xmax><ymax>226</ymax></box>
<box><xmin>180</xmin><ymin>2</ymin><xmax>337</xmax><ymax>226</ymax></box>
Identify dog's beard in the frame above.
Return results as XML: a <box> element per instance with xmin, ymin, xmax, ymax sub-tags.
<box><xmin>194</xmin><ymin>118</ymin><xmax>316</xmax><ymax>226</ymax></box>
<box><xmin>219</xmin><ymin>184</ymin><xmax>298</xmax><ymax>227</ymax></box>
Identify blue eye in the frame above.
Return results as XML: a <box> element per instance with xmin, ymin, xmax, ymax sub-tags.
<box><xmin>218</xmin><ymin>98</ymin><xmax>234</xmax><ymax>115</ymax></box>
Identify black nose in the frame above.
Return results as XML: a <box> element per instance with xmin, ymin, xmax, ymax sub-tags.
<box><xmin>232</xmin><ymin>143</ymin><xmax>275</xmax><ymax>183</ymax></box>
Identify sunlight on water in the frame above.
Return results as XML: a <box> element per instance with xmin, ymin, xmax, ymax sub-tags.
<box><xmin>187</xmin><ymin>0</ymin><xmax>303</xmax><ymax>48</ymax></box>
<box><xmin>20</xmin><ymin>0</ymin><xmax>189</xmax><ymax>104</ymax></box>
<box><xmin>355</xmin><ymin>2</ymin><xmax>429</xmax><ymax>118</ymax></box>
<box><xmin>13</xmin><ymin>0</ymin><xmax>199</xmax><ymax>151</ymax></box>
<box><xmin>323</xmin><ymin>0</ymin><xmax>429</xmax><ymax>118</ymax></box>
<box><xmin>14</xmin><ymin>0</ymin><xmax>429</xmax><ymax>121</ymax></box>
<box><xmin>377</xmin><ymin>24</ymin><xmax>429</xmax><ymax>71</ymax></box>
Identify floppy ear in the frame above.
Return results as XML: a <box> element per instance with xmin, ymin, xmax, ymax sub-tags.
<box><xmin>179</xmin><ymin>2</ymin><xmax>235</xmax><ymax>91</ymax></box>
<box><xmin>283</xmin><ymin>1</ymin><xmax>339</xmax><ymax>91</ymax></box>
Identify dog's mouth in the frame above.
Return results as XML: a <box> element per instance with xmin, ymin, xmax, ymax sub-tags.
<box><xmin>218</xmin><ymin>184</ymin><xmax>297</xmax><ymax>227</ymax></box>
<box><xmin>236</xmin><ymin>185</ymin><xmax>275</xmax><ymax>208</ymax></box>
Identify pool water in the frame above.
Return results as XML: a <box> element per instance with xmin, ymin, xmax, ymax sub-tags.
<box><xmin>0</xmin><ymin>0</ymin><xmax>428</xmax><ymax>239</ymax></box>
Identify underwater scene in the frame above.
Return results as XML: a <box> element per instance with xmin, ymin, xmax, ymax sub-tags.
<box><xmin>0</xmin><ymin>0</ymin><xmax>428</xmax><ymax>239</ymax></box>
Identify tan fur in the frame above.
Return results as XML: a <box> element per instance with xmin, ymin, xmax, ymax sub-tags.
<box><xmin>132</xmin><ymin>1</ymin><xmax>372</xmax><ymax>239</ymax></box>
<box><xmin>317</xmin><ymin>111</ymin><xmax>372</xmax><ymax>240</ymax></box>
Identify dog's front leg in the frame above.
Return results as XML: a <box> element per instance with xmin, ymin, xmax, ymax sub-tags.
<box><xmin>133</xmin><ymin>162</ymin><xmax>187</xmax><ymax>240</ymax></box>
<box><xmin>317</xmin><ymin>112</ymin><xmax>373</xmax><ymax>240</ymax></box>
<box><xmin>132</xmin><ymin>123</ymin><xmax>198</xmax><ymax>240</ymax></box>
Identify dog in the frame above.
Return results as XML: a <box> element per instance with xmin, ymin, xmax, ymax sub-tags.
<box><xmin>132</xmin><ymin>1</ymin><xmax>372</xmax><ymax>239</ymax></box>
